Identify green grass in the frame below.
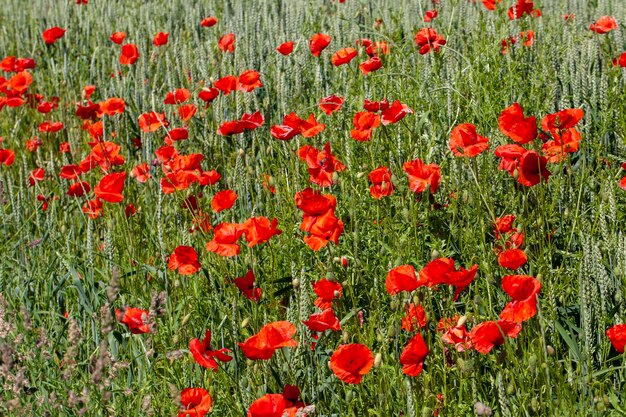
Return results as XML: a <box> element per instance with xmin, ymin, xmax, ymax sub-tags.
<box><xmin>1</xmin><ymin>0</ymin><xmax>626</xmax><ymax>415</ymax></box>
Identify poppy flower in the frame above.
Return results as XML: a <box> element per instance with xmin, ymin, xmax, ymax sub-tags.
<box><xmin>201</xmin><ymin>16</ymin><xmax>218</xmax><ymax>27</ymax></box>
<box><xmin>218</xmin><ymin>33</ymin><xmax>235</xmax><ymax>52</ymax></box>
<box><xmin>199</xmin><ymin>87</ymin><xmax>220</xmax><ymax>106</ymax></box>
<box><xmin>449</xmin><ymin>123</ymin><xmax>490</xmax><ymax>157</ymax></box>
<box><xmin>138</xmin><ymin>111</ymin><xmax>167</xmax><ymax>132</ymax></box>
<box><xmin>606</xmin><ymin>324</ymin><xmax>626</xmax><ymax>353</ymax></box>
<box><xmin>359</xmin><ymin>56</ymin><xmax>382</xmax><ymax>75</ymax></box>
<box><xmin>364</xmin><ymin>98</ymin><xmax>390</xmax><ymax>112</ymax></box>
<box><xmin>270</xmin><ymin>113</ymin><xmax>302</xmax><ymax>141</ymax></box>
<box><xmin>418</xmin><ymin>258</ymin><xmax>478</xmax><ymax>299</ymax></box>
<box><xmin>98</xmin><ymin>97</ymin><xmax>126</xmax><ymax>117</ymax></box>
<box><xmin>329</xmin><ymin>343</ymin><xmax>374</xmax><ymax>384</ymax></box>
<box><xmin>350</xmin><ymin>111</ymin><xmax>380</xmax><ymax>141</ymax></box>
<box><xmin>130</xmin><ymin>163</ymin><xmax>151</xmax><ymax>183</ymax></box>
<box><xmin>414</xmin><ymin>28</ymin><xmax>446</xmax><ymax>54</ymax></box>
<box><xmin>42</xmin><ymin>27</ymin><xmax>66</xmax><ymax>45</ymax></box>
<box><xmin>0</xmin><ymin>149</ymin><xmax>15</xmax><ymax>167</ymax></box>
<box><xmin>424</xmin><ymin>9</ymin><xmax>438</xmax><ymax>22</ymax></box>
<box><xmin>214</xmin><ymin>75</ymin><xmax>239</xmax><ymax>95</ymax></box>
<box><xmin>168</xmin><ymin>245</ymin><xmax>201</xmax><ymax>275</ymax></box>
<box><xmin>299</xmin><ymin>114</ymin><xmax>326</xmax><ymax>138</ymax></box>
<box><xmin>276</xmin><ymin>41</ymin><xmax>294</xmax><ymax>55</ymax></box>
<box><xmin>120</xmin><ymin>43</ymin><xmax>139</xmax><ymax>65</ymax></box>
<box><xmin>498</xmin><ymin>248</ymin><xmax>528</xmax><ymax>270</ymax></box>
<box><xmin>469</xmin><ymin>320</ymin><xmax>521</xmax><ymax>354</ymax></box>
<box><xmin>400</xmin><ymin>333</ymin><xmax>429</xmax><ymax>377</ymax></box>
<box><xmin>211</xmin><ymin>190</ymin><xmax>237</xmax><ymax>212</ymax></box>
<box><xmin>309</xmin><ymin>34</ymin><xmax>331</xmax><ymax>57</ymax></box>
<box><xmin>60</xmin><ymin>164</ymin><xmax>83</xmax><ymax>180</ymax></box>
<box><xmin>82</xmin><ymin>198</ymin><xmax>103</xmax><ymax>219</ymax></box>
<box><xmin>331</xmin><ymin>47</ymin><xmax>358</xmax><ymax>66</ymax></box>
<box><xmin>541</xmin><ymin>108</ymin><xmax>584</xmax><ymax>136</ymax></box>
<box><xmin>319</xmin><ymin>95</ymin><xmax>344</xmax><ymax>115</ymax></box>
<box><xmin>205</xmin><ymin>222</ymin><xmax>245</xmax><ymax>257</ymax></box>
<box><xmin>368</xmin><ymin>166</ymin><xmax>394</xmax><ymax>198</ymax></box>
<box><xmin>178</xmin><ymin>388</ymin><xmax>212</xmax><ymax>417</ymax></box>
<box><xmin>507</xmin><ymin>0</ymin><xmax>540</xmax><ymax>20</ymax></box>
<box><xmin>94</xmin><ymin>172</ymin><xmax>126</xmax><ymax>203</ymax></box>
<box><xmin>498</xmin><ymin>103</ymin><xmax>537</xmax><ymax>144</ymax></box>
<box><xmin>189</xmin><ymin>330</ymin><xmax>233</xmax><ymax>370</ymax></box>
<box><xmin>614</xmin><ymin>52</ymin><xmax>626</xmax><ymax>68</ymax></box>
<box><xmin>39</xmin><ymin>121</ymin><xmax>64</xmax><ymax>133</ymax></box>
<box><xmin>438</xmin><ymin>317</ymin><xmax>472</xmax><ymax>352</ymax></box>
<box><xmin>28</xmin><ymin>168</ymin><xmax>45</xmax><ymax>186</ymax></box>
<box><xmin>297</xmin><ymin>142</ymin><xmax>346</xmax><ymax>187</ymax></box>
<box><xmin>234</xmin><ymin>270</ymin><xmax>262</xmax><ymax>302</ymax></box>
<box><xmin>517</xmin><ymin>150</ymin><xmax>550</xmax><ymax>187</ymax></box>
<box><xmin>589</xmin><ymin>16</ymin><xmax>618</xmax><ymax>34</ymax></box>
<box><xmin>247</xmin><ymin>394</ymin><xmax>286</xmax><ymax>417</ymax></box>
<box><xmin>302</xmin><ymin>308</ymin><xmax>341</xmax><ymax>332</ymax></box>
<box><xmin>494</xmin><ymin>214</ymin><xmax>516</xmax><ymax>236</ymax></box>
<box><xmin>153</xmin><ymin>32</ymin><xmax>169</xmax><ymax>46</ymax></box>
<box><xmin>116</xmin><ymin>307</ymin><xmax>150</xmax><ymax>334</ymax></box>
<box><xmin>401</xmin><ymin>303</ymin><xmax>427</xmax><ymax>332</ymax></box>
<box><xmin>312</xmin><ymin>279</ymin><xmax>342</xmax><ymax>309</ymax></box>
<box><xmin>238</xmin><ymin>70</ymin><xmax>263</xmax><ymax>93</ymax></box>
<box><xmin>110</xmin><ymin>32</ymin><xmax>126</xmax><ymax>44</ymax></box>
<box><xmin>295</xmin><ymin>188</ymin><xmax>344</xmax><ymax>251</ymax></box>
<box><xmin>164</xmin><ymin>88</ymin><xmax>191</xmax><ymax>105</ymax></box>
<box><xmin>238</xmin><ymin>321</ymin><xmax>298</xmax><ymax>360</ymax></box>
<box><xmin>242</xmin><ymin>216</ymin><xmax>282</xmax><ymax>247</ymax></box>
<box><xmin>403</xmin><ymin>158</ymin><xmax>441</xmax><ymax>194</ymax></box>
<box><xmin>482</xmin><ymin>0</ymin><xmax>501</xmax><ymax>10</ymax></box>
<box><xmin>494</xmin><ymin>144</ymin><xmax>526</xmax><ymax>174</ymax></box>
<box><xmin>499</xmin><ymin>274</ymin><xmax>541</xmax><ymax>322</ymax></box>
<box><xmin>385</xmin><ymin>265</ymin><xmax>419</xmax><ymax>295</ymax></box>
<box><xmin>381</xmin><ymin>100</ymin><xmax>413</xmax><ymax>125</ymax></box>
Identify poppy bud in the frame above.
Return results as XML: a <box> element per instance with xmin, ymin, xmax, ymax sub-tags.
<box><xmin>546</xmin><ymin>345</ymin><xmax>555</xmax><ymax>356</ymax></box>
<box><xmin>266</xmin><ymin>146</ymin><xmax>272</xmax><ymax>155</ymax></box>
<box><xmin>421</xmin><ymin>407</ymin><xmax>433</xmax><ymax>417</ymax></box>
<box><xmin>341</xmin><ymin>281</ymin><xmax>349</xmax><ymax>288</ymax></box>
<box><xmin>327</xmin><ymin>272</ymin><xmax>335</xmax><ymax>281</ymax></box>
<box><xmin>292</xmin><ymin>278</ymin><xmax>300</xmax><ymax>289</ymax></box>
<box><xmin>341</xmin><ymin>256</ymin><xmax>348</xmax><ymax>268</ymax></box>
<box><xmin>530</xmin><ymin>398</ymin><xmax>539</xmax><ymax>413</ymax></box>
<box><xmin>237</xmin><ymin>148</ymin><xmax>245</xmax><ymax>156</ymax></box>
<box><xmin>172</xmin><ymin>335</ymin><xmax>179</xmax><ymax>345</ymax></box>
<box><xmin>181</xmin><ymin>313</ymin><xmax>192</xmax><ymax>326</ymax></box>
<box><xmin>474</xmin><ymin>295</ymin><xmax>483</xmax><ymax>305</ymax></box>
<box><xmin>390</xmin><ymin>300</ymin><xmax>399</xmax><ymax>311</ymax></box>
<box><xmin>345</xmin><ymin>390</ymin><xmax>354</xmax><ymax>402</ymax></box>
<box><xmin>537</xmin><ymin>217</ymin><xmax>544</xmax><ymax>228</ymax></box>
<box><xmin>457</xmin><ymin>315</ymin><xmax>467</xmax><ymax>327</ymax></box>
<box><xmin>376</xmin><ymin>333</ymin><xmax>384</xmax><ymax>343</ymax></box>
<box><xmin>332</xmin><ymin>171</ymin><xmax>340</xmax><ymax>184</ymax></box>
<box><xmin>253</xmin><ymin>363</ymin><xmax>258</xmax><ymax>373</ymax></box>
<box><xmin>529</xmin><ymin>354</ymin><xmax>538</xmax><ymax>373</ymax></box>
<box><xmin>342</xmin><ymin>331</ymin><xmax>349</xmax><ymax>343</ymax></box>
<box><xmin>356</xmin><ymin>172</ymin><xmax>365</xmax><ymax>179</ymax></box>
<box><xmin>373</xmin><ymin>352</ymin><xmax>382</xmax><ymax>367</ymax></box>
<box><xmin>536</xmin><ymin>274</ymin><xmax>543</xmax><ymax>282</ymax></box>
<box><xmin>506</xmin><ymin>383</ymin><xmax>515</xmax><ymax>395</ymax></box>
<box><xmin>333</xmin><ymin>257</ymin><xmax>341</xmax><ymax>263</ymax></box>
<box><xmin>461</xmin><ymin>189</ymin><xmax>469</xmax><ymax>203</ymax></box>
<box><xmin>595</xmin><ymin>402</ymin><xmax>605</xmax><ymax>412</ymax></box>
<box><xmin>430</xmin><ymin>249</ymin><xmax>440</xmax><ymax>260</ymax></box>
<box><xmin>614</xmin><ymin>267</ymin><xmax>622</xmax><ymax>278</ymax></box>
<box><xmin>388</xmin><ymin>326</ymin><xmax>396</xmax><ymax>338</ymax></box>
<box><xmin>247</xmin><ymin>166</ymin><xmax>254</xmax><ymax>175</ymax></box>
<box><xmin>402</xmin><ymin>208</ymin><xmax>410</xmax><ymax>222</ymax></box>
<box><xmin>333</xmin><ymin>290</ymin><xmax>341</xmax><ymax>298</ymax></box>
<box><xmin>241</xmin><ymin>317</ymin><xmax>250</xmax><ymax>328</ymax></box>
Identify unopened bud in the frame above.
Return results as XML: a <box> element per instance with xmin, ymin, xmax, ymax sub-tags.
<box><xmin>374</xmin><ymin>352</ymin><xmax>382</xmax><ymax>368</ymax></box>
<box><xmin>241</xmin><ymin>317</ymin><xmax>250</xmax><ymax>328</ymax></box>
<box><xmin>457</xmin><ymin>315</ymin><xmax>467</xmax><ymax>327</ymax></box>
<box><xmin>292</xmin><ymin>279</ymin><xmax>300</xmax><ymax>289</ymax></box>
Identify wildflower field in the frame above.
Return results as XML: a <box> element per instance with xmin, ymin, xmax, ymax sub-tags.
<box><xmin>2</xmin><ymin>0</ymin><xmax>626</xmax><ymax>415</ymax></box>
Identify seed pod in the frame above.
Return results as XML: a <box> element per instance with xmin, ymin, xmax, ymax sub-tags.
<box><xmin>430</xmin><ymin>249</ymin><xmax>440</xmax><ymax>260</ymax></box>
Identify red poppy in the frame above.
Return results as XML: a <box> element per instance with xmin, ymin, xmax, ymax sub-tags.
<box><xmin>302</xmin><ymin>308</ymin><xmax>341</xmax><ymax>332</ymax></box>
<box><xmin>401</xmin><ymin>303</ymin><xmax>427</xmax><ymax>332</ymax></box>
<box><xmin>329</xmin><ymin>343</ymin><xmax>374</xmax><ymax>384</ymax></box>
<box><xmin>178</xmin><ymin>388</ymin><xmax>212</xmax><ymax>417</ymax></box>
<box><xmin>319</xmin><ymin>95</ymin><xmax>344</xmax><ymax>115</ymax></box>
<box><xmin>242</xmin><ymin>216</ymin><xmax>282</xmax><ymax>247</ymax></box>
<box><xmin>234</xmin><ymin>270</ymin><xmax>262</xmax><ymax>302</ymax></box>
<box><xmin>94</xmin><ymin>172</ymin><xmax>126</xmax><ymax>203</ymax></box>
<box><xmin>400</xmin><ymin>333</ymin><xmax>429</xmax><ymax>377</ymax></box>
<box><xmin>82</xmin><ymin>198</ymin><xmax>103</xmax><ymax>219</ymax></box>
<box><xmin>247</xmin><ymin>394</ymin><xmax>286</xmax><ymax>417</ymax></box>
<box><xmin>116</xmin><ymin>307</ymin><xmax>150</xmax><ymax>334</ymax></box>
<box><xmin>201</xmin><ymin>16</ymin><xmax>218</xmax><ymax>27</ymax></box>
<box><xmin>138</xmin><ymin>111</ymin><xmax>167</xmax><ymax>132</ymax></box>
<box><xmin>164</xmin><ymin>88</ymin><xmax>190</xmax><ymax>105</ymax></box>
<box><xmin>368</xmin><ymin>166</ymin><xmax>395</xmax><ymax>198</ymax></box>
<box><xmin>414</xmin><ymin>28</ymin><xmax>446</xmax><ymax>54</ymax></box>
<box><xmin>350</xmin><ymin>111</ymin><xmax>380</xmax><ymax>141</ymax></box>
<box><xmin>517</xmin><ymin>150</ymin><xmax>550</xmax><ymax>187</ymax></box>
<box><xmin>67</xmin><ymin>180</ymin><xmax>90</xmax><ymax>197</ymax></box>
<box><xmin>120</xmin><ymin>43</ymin><xmax>139</xmax><ymax>65</ymax></box>
<box><xmin>153</xmin><ymin>32</ymin><xmax>169</xmax><ymax>46</ymax></box>
<box><xmin>98</xmin><ymin>97</ymin><xmax>126</xmax><ymax>117</ymax></box>
<box><xmin>331</xmin><ymin>47</ymin><xmax>358</xmax><ymax>66</ymax></box>
<box><xmin>199</xmin><ymin>87</ymin><xmax>220</xmax><ymax>106</ymax></box>
<box><xmin>238</xmin><ymin>70</ymin><xmax>263</xmax><ymax>92</ymax></box>
<box><xmin>498</xmin><ymin>103</ymin><xmax>537</xmax><ymax>144</ymax></box>
<box><xmin>168</xmin><ymin>246</ymin><xmax>201</xmax><ymax>275</ymax></box>
<box><xmin>238</xmin><ymin>321</ymin><xmax>298</xmax><ymax>360</ymax></box>
<box><xmin>295</xmin><ymin>188</ymin><xmax>344</xmax><ymax>251</ymax></box>
<box><xmin>438</xmin><ymin>317</ymin><xmax>472</xmax><ymax>352</ymax></box>
<box><xmin>299</xmin><ymin>114</ymin><xmax>326</xmax><ymax>137</ymax></box>
<box><xmin>28</xmin><ymin>168</ymin><xmax>45</xmax><ymax>186</ymax></box>
<box><xmin>214</xmin><ymin>75</ymin><xmax>239</xmax><ymax>95</ymax></box>
<box><xmin>59</xmin><ymin>164</ymin><xmax>83</xmax><ymax>180</ymax></box>
<box><xmin>0</xmin><ymin>149</ymin><xmax>15</xmax><ymax>167</ymax></box>
<box><xmin>218</xmin><ymin>33</ymin><xmax>235</xmax><ymax>52</ymax></box>
<box><xmin>469</xmin><ymin>320</ymin><xmax>521</xmax><ymax>354</ymax></box>
<box><xmin>541</xmin><ymin>108</ymin><xmax>584</xmax><ymax>136</ymax></box>
<box><xmin>494</xmin><ymin>144</ymin><xmax>526</xmax><ymax>175</ymax></box>
<box><xmin>589</xmin><ymin>16</ymin><xmax>618</xmax><ymax>34</ymax></box>
<box><xmin>205</xmin><ymin>222</ymin><xmax>245</xmax><ymax>257</ymax></box>
<box><xmin>364</xmin><ymin>98</ymin><xmax>390</xmax><ymax>112</ymax></box>
<box><xmin>424</xmin><ymin>9</ymin><xmax>438</xmax><ymax>22</ymax></box>
<box><xmin>42</xmin><ymin>27</ymin><xmax>66</xmax><ymax>45</ymax></box>
<box><xmin>507</xmin><ymin>0</ymin><xmax>540</xmax><ymax>20</ymax></box>
<box><xmin>499</xmin><ymin>275</ymin><xmax>541</xmax><ymax>322</ymax></box>
<box><xmin>211</xmin><ymin>190</ymin><xmax>237</xmax><ymax>212</ymax></box>
<box><xmin>482</xmin><ymin>0</ymin><xmax>501</xmax><ymax>10</ymax></box>
<box><xmin>449</xmin><ymin>123</ymin><xmax>490</xmax><ymax>157</ymax></box>
<box><xmin>614</xmin><ymin>52</ymin><xmax>626</xmax><ymax>68</ymax></box>
<box><xmin>297</xmin><ymin>142</ymin><xmax>346</xmax><ymax>187</ymax></box>
<box><xmin>309</xmin><ymin>34</ymin><xmax>331</xmax><ymax>57</ymax></box>
<box><xmin>39</xmin><ymin>121</ymin><xmax>64</xmax><ymax>133</ymax></box>
<box><xmin>189</xmin><ymin>330</ymin><xmax>233</xmax><ymax>370</ymax></box>
<box><xmin>217</xmin><ymin>111</ymin><xmax>264</xmax><ymax>135</ymax></box>
<box><xmin>380</xmin><ymin>100</ymin><xmax>413</xmax><ymax>125</ymax></box>
<box><xmin>606</xmin><ymin>324</ymin><xmax>626</xmax><ymax>353</ymax></box>
<box><xmin>359</xmin><ymin>56</ymin><xmax>382</xmax><ymax>75</ymax></box>
<box><xmin>312</xmin><ymin>279</ymin><xmax>342</xmax><ymax>309</ymax></box>
<box><xmin>276</xmin><ymin>41</ymin><xmax>294</xmax><ymax>55</ymax></box>
<box><xmin>385</xmin><ymin>265</ymin><xmax>419</xmax><ymax>295</ymax></box>
<box><xmin>498</xmin><ymin>248</ymin><xmax>528</xmax><ymax>270</ymax></box>
<box><xmin>403</xmin><ymin>158</ymin><xmax>441</xmax><ymax>194</ymax></box>
<box><xmin>109</xmin><ymin>32</ymin><xmax>126</xmax><ymax>44</ymax></box>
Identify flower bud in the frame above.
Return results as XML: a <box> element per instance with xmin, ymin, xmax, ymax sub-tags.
<box><xmin>374</xmin><ymin>352</ymin><xmax>382</xmax><ymax>368</ymax></box>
